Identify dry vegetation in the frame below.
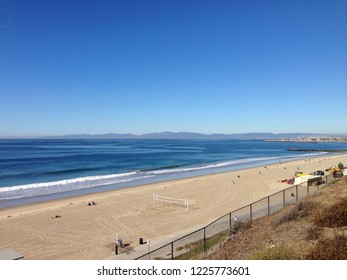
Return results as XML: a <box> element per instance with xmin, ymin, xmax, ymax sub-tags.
<box><xmin>206</xmin><ymin>177</ymin><xmax>347</xmax><ymax>260</ymax></box>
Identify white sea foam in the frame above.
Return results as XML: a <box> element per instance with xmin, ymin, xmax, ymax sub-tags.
<box><xmin>0</xmin><ymin>172</ymin><xmax>138</xmax><ymax>192</ymax></box>
<box><xmin>0</xmin><ymin>172</ymin><xmax>155</xmax><ymax>200</ymax></box>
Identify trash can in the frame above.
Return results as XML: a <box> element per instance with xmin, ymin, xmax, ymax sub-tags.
<box><xmin>139</xmin><ymin>238</ymin><xmax>144</xmax><ymax>245</ymax></box>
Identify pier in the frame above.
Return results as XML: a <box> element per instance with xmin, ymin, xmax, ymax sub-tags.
<box><xmin>288</xmin><ymin>148</ymin><xmax>347</xmax><ymax>152</ymax></box>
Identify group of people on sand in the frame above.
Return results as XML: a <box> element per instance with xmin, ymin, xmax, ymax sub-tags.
<box><xmin>52</xmin><ymin>215</ymin><xmax>62</xmax><ymax>219</ymax></box>
<box><xmin>88</xmin><ymin>201</ymin><xmax>97</xmax><ymax>206</ymax></box>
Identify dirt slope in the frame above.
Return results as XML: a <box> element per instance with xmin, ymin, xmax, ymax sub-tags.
<box><xmin>206</xmin><ymin>177</ymin><xmax>347</xmax><ymax>260</ymax></box>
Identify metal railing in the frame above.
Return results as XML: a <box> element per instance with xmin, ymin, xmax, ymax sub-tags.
<box><xmin>135</xmin><ymin>173</ymin><xmax>339</xmax><ymax>260</ymax></box>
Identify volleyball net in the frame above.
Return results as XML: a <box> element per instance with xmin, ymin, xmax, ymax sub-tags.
<box><xmin>153</xmin><ymin>192</ymin><xmax>189</xmax><ymax>211</ymax></box>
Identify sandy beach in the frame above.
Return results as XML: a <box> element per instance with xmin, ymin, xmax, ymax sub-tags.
<box><xmin>0</xmin><ymin>153</ymin><xmax>346</xmax><ymax>260</ymax></box>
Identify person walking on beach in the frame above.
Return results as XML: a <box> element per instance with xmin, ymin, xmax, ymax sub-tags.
<box><xmin>115</xmin><ymin>240</ymin><xmax>119</xmax><ymax>255</ymax></box>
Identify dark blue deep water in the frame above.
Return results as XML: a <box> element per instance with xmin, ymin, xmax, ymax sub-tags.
<box><xmin>0</xmin><ymin>139</ymin><xmax>346</xmax><ymax>207</ymax></box>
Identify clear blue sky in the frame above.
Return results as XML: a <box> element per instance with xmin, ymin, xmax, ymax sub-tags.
<box><xmin>1</xmin><ymin>0</ymin><xmax>346</xmax><ymax>137</ymax></box>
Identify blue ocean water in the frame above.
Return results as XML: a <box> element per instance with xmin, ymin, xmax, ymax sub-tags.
<box><xmin>0</xmin><ymin>139</ymin><xmax>346</xmax><ymax>207</ymax></box>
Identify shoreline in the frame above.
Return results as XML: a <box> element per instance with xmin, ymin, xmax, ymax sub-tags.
<box><xmin>0</xmin><ymin>153</ymin><xmax>346</xmax><ymax>259</ymax></box>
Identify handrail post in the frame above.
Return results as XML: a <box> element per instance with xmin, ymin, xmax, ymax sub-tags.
<box><xmin>249</xmin><ymin>204</ymin><xmax>253</xmax><ymax>221</ymax></box>
<box><xmin>296</xmin><ymin>185</ymin><xmax>298</xmax><ymax>202</ymax></box>
<box><xmin>203</xmin><ymin>228</ymin><xmax>206</xmax><ymax>253</ymax></box>
<box><xmin>171</xmin><ymin>242</ymin><xmax>174</xmax><ymax>260</ymax></box>
<box><xmin>283</xmin><ymin>190</ymin><xmax>285</xmax><ymax>207</ymax></box>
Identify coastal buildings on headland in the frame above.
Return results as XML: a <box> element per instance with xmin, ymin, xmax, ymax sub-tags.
<box><xmin>265</xmin><ymin>137</ymin><xmax>347</xmax><ymax>143</ymax></box>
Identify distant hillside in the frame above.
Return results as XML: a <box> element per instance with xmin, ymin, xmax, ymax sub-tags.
<box><xmin>39</xmin><ymin>132</ymin><xmax>342</xmax><ymax>140</ymax></box>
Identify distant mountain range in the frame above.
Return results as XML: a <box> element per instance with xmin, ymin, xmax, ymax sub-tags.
<box><xmin>39</xmin><ymin>132</ymin><xmax>346</xmax><ymax>140</ymax></box>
